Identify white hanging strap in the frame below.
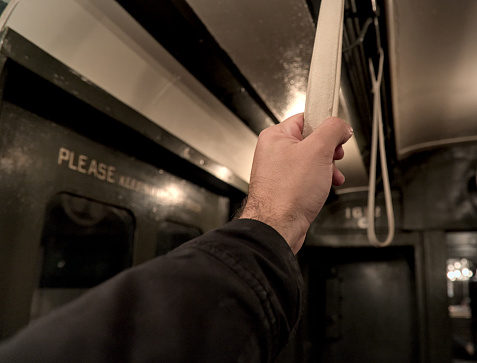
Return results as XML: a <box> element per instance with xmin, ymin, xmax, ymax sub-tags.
<box><xmin>367</xmin><ymin>48</ymin><xmax>395</xmax><ymax>247</ymax></box>
<box><xmin>303</xmin><ymin>0</ymin><xmax>345</xmax><ymax>138</ymax></box>
<box><xmin>0</xmin><ymin>0</ymin><xmax>21</xmax><ymax>33</ymax></box>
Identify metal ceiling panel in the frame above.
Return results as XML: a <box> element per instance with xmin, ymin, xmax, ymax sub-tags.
<box><xmin>115</xmin><ymin>0</ymin><xmax>278</xmax><ymax>134</ymax></box>
<box><xmin>386</xmin><ymin>0</ymin><xmax>477</xmax><ymax>158</ymax></box>
<box><xmin>185</xmin><ymin>0</ymin><xmax>315</xmax><ymax>121</ymax></box>
<box><xmin>185</xmin><ymin>0</ymin><xmax>370</xmax><ymax>191</ymax></box>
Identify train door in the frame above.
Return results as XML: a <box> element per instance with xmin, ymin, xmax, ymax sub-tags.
<box><xmin>277</xmin><ymin>191</ymin><xmax>452</xmax><ymax>363</ymax></box>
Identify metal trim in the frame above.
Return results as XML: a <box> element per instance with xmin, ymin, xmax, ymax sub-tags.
<box><xmin>0</xmin><ymin>28</ymin><xmax>248</xmax><ymax>195</ymax></box>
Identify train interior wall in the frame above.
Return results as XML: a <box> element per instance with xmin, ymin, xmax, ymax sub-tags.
<box><xmin>0</xmin><ymin>34</ymin><xmax>243</xmax><ymax>339</ymax></box>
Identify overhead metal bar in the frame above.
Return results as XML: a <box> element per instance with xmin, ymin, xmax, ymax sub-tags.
<box><xmin>0</xmin><ymin>29</ymin><xmax>249</xmax><ymax>196</ymax></box>
<box><xmin>115</xmin><ymin>0</ymin><xmax>278</xmax><ymax>135</ymax></box>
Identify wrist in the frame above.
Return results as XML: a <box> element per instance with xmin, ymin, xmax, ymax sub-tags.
<box><xmin>239</xmin><ymin>201</ymin><xmax>306</xmax><ymax>254</ymax></box>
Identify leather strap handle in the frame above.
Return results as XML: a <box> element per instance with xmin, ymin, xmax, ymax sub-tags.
<box><xmin>303</xmin><ymin>0</ymin><xmax>345</xmax><ymax>138</ymax></box>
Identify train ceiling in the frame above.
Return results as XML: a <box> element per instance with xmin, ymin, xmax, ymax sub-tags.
<box><xmin>115</xmin><ymin>0</ymin><xmax>477</xmax><ymax>194</ymax></box>
<box><xmin>113</xmin><ymin>0</ymin><xmax>373</xmax><ymax>193</ymax></box>
<box><xmin>6</xmin><ymin>0</ymin><xmax>477</xmax><ymax>194</ymax></box>
<box><xmin>386</xmin><ymin>0</ymin><xmax>477</xmax><ymax>158</ymax></box>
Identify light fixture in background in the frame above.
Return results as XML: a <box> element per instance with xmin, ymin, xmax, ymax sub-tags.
<box><xmin>447</xmin><ymin>258</ymin><xmax>474</xmax><ymax>282</ymax></box>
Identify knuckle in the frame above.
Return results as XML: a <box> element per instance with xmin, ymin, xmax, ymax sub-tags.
<box><xmin>258</xmin><ymin>126</ymin><xmax>273</xmax><ymax>139</ymax></box>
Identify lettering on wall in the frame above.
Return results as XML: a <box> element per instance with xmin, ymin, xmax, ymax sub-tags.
<box><xmin>58</xmin><ymin>147</ymin><xmax>116</xmax><ymax>183</ymax></box>
<box><xmin>345</xmin><ymin>206</ymin><xmax>382</xmax><ymax>229</ymax></box>
<box><xmin>57</xmin><ymin>147</ymin><xmax>202</xmax><ymax>213</ymax></box>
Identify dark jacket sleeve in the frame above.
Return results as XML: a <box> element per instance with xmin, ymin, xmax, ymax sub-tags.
<box><xmin>0</xmin><ymin>219</ymin><xmax>304</xmax><ymax>363</ymax></box>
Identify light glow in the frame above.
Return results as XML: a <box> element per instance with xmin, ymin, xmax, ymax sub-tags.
<box><xmin>282</xmin><ymin>92</ymin><xmax>306</xmax><ymax>119</ymax></box>
<box><xmin>447</xmin><ymin>258</ymin><xmax>475</xmax><ymax>282</ymax></box>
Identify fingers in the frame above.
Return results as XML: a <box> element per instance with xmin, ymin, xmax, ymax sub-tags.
<box><xmin>333</xmin><ymin>144</ymin><xmax>345</xmax><ymax>161</ymax></box>
<box><xmin>305</xmin><ymin>117</ymin><xmax>353</xmax><ymax>153</ymax></box>
<box><xmin>332</xmin><ymin>163</ymin><xmax>345</xmax><ymax>186</ymax></box>
<box><xmin>333</xmin><ymin>144</ymin><xmax>345</xmax><ymax>185</ymax></box>
<box><xmin>304</xmin><ymin>117</ymin><xmax>350</xmax><ymax>186</ymax></box>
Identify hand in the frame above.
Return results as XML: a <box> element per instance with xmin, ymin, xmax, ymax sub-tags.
<box><xmin>240</xmin><ymin>113</ymin><xmax>353</xmax><ymax>254</ymax></box>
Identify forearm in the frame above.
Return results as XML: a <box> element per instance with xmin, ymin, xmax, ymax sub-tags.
<box><xmin>0</xmin><ymin>219</ymin><xmax>304</xmax><ymax>363</ymax></box>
